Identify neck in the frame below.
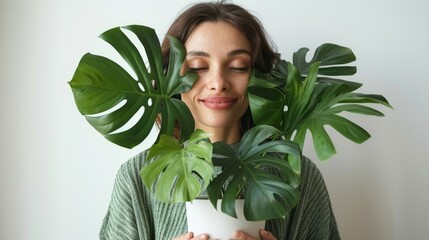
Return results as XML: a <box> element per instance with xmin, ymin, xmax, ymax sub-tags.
<box><xmin>196</xmin><ymin>123</ymin><xmax>241</xmax><ymax>144</ymax></box>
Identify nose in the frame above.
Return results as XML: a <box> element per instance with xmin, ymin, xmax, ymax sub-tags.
<box><xmin>207</xmin><ymin>67</ymin><xmax>230</xmax><ymax>92</ymax></box>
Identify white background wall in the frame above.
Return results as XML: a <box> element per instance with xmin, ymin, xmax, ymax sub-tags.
<box><xmin>1</xmin><ymin>0</ymin><xmax>428</xmax><ymax>239</ymax></box>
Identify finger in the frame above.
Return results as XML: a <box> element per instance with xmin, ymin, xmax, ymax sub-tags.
<box><xmin>173</xmin><ymin>232</ymin><xmax>193</xmax><ymax>240</ymax></box>
<box><xmin>193</xmin><ymin>234</ymin><xmax>209</xmax><ymax>240</ymax></box>
<box><xmin>232</xmin><ymin>230</ymin><xmax>258</xmax><ymax>240</ymax></box>
<box><xmin>259</xmin><ymin>229</ymin><xmax>277</xmax><ymax>240</ymax></box>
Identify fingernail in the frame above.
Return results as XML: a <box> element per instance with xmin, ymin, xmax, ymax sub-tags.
<box><xmin>200</xmin><ymin>234</ymin><xmax>208</xmax><ymax>240</ymax></box>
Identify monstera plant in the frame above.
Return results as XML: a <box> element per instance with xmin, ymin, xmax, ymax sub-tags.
<box><xmin>69</xmin><ymin>25</ymin><xmax>391</xmax><ymax>221</ymax></box>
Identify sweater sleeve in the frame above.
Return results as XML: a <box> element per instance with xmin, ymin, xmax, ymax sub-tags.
<box><xmin>99</xmin><ymin>152</ymin><xmax>154</xmax><ymax>240</ymax></box>
<box><xmin>283</xmin><ymin>157</ymin><xmax>341</xmax><ymax>240</ymax></box>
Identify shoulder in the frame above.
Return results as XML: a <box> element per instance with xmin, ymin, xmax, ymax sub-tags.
<box><xmin>300</xmin><ymin>156</ymin><xmax>324</xmax><ymax>181</ymax></box>
<box><xmin>100</xmin><ymin>149</ymin><xmax>154</xmax><ymax>239</ymax></box>
<box><xmin>298</xmin><ymin>156</ymin><xmax>330</xmax><ymax>195</ymax></box>
<box><xmin>117</xmin><ymin>150</ymin><xmax>148</xmax><ymax>178</ymax></box>
<box><xmin>286</xmin><ymin>156</ymin><xmax>341</xmax><ymax>239</ymax></box>
<box><xmin>112</xmin><ymin>149</ymin><xmax>150</xmax><ymax>193</ymax></box>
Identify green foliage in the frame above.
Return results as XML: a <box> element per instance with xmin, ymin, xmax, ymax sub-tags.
<box><xmin>141</xmin><ymin>129</ymin><xmax>214</xmax><ymax>202</ymax></box>
<box><xmin>207</xmin><ymin>125</ymin><xmax>301</xmax><ymax>221</ymax></box>
<box><xmin>249</xmin><ymin>44</ymin><xmax>392</xmax><ymax>161</ymax></box>
<box><xmin>68</xmin><ymin>25</ymin><xmax>197</xmax><ymax>148</ymax></box>
<box><xmin>69</xmin><ymin>26</ymin><xmax>392</xmax><ymax>221</ymax></box>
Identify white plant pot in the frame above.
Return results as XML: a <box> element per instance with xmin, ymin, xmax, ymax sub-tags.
<box><xmin>186</xmin><ymin>199</ymin><xmax>265</xmax><ymax>239</ymax></box>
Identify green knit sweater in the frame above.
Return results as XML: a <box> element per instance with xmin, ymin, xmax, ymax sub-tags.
<box><xmin>100</xmin><ymin>151</ymin><xmax>340</xmax><ymax>240</ymax></box>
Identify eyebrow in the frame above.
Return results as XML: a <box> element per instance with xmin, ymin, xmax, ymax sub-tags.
<box><xmin>228</xmin><ymin>49</ymin><xmax>252</xmax><ymax>57</ymax></box>
<box><xmin>186</xmin><ymin>49</ymin><xmax>252</xmax><ymax>57</ymax></box>
<box><xmin>187</xmin><ymin>51</ymin><xmax>210</xmax><ymax>57</ymax></box>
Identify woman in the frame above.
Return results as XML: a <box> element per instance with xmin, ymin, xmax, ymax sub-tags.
<box><xmin>100</xmin><ymin>2</ymin><xmax>340</xmax><ymax>240</ymax></box>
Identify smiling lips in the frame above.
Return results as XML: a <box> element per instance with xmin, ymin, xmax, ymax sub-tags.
<box><xmin>199</xmin><ymin>96</ymin><xmax>237</xmax><ymax>110</ymax></box>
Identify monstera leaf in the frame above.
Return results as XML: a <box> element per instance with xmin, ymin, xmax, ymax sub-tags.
<box><xmin>69</xmin><ymin>25</ymin><xmax>197</xmax><ymax>148</ymax></box>
<box><xmin>249</xmin><ymin>44</ymin><xmax>392</xmax><ymax>162</ymax></box>
<box><xmin>207</xmin><ymin>125</ymin><xmax>301</xmax><ymax>221</ymax></box>
<box><xmin>141</xmin><ymin>129</ymin><xmax>214</xmax><ymax>202</ymax></box>
<box><xmin>293</xmin><ymin>43</ymin><xmax>357</xmax><ymax>76</ymax></box>
<box><xmin>248</xmin><ymin>70</ymin><xmax>284</xmax><ymax>127</ymax></box>
<box><xmin>283</xmin><ymin>62</ymin><xmax>391</xmax><ymax>161</ymax></box>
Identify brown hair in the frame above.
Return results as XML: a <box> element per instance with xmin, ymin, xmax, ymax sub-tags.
<box><xmin>161</xmin><ymin>1</ymin><xmax>278</xmax><ymax>134</ymax></box>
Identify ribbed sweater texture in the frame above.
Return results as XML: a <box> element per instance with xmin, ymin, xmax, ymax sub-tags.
<box><xmin>100</xmin><ymin>151</ymin><xmax>340</xmax><ymax>240</ymax></box>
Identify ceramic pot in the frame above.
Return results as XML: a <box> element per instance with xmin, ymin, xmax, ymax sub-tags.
<box><xmin>186</xmin><ymin>199</ymin><xmax>265</xmax><ymax>239</ymax></box>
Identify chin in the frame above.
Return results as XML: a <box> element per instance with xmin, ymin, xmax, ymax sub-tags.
<box><xmin>202</xmin><ymin>119</ymin><xmax>240</xmax><ymax>129</ymax></box>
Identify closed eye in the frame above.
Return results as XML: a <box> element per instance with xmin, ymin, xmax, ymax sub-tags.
<box><xmin>229</xmin><ymin>67</ymin><xmax>250</xmax><ymax>72</ymax></box>
<box><xmin>188</xmin><ymin>67</ymin><xmax>208</xmax><ymax>73</ymax></box>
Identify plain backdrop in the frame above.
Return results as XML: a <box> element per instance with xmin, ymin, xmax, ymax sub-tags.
<box><xmin>1</xmin><ymin>0</ymin><xmax>428</xmax><ymax>239</ymax></box>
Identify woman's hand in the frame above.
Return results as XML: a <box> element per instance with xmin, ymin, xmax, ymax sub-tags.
<box><xmin>231</xmin><ymin>229</ymin><xmax>277</xmax><ymax>240</ymax></box>
<box><xmin>173</xmin><ymin>232</ymin><xmax>209</xmax><ymax>240</ymax></box>
<box><xmin>174</xmin><ymin>229</ymin><xmax>276</xmax><ymax>240</ymax></box>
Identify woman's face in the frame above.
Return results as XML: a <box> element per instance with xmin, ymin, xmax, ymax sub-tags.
<box><xmin>181</xmin><ymin>21</ymin><xmax>251</xmax><ymax>139</ymax></box>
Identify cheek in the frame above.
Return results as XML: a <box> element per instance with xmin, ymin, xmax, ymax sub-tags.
<box><xmin>180</xmin><ymin>89</ymin><xmax>199</xmax><ymax>112</ymax></box>
<box><xmin>180</xmin><ymin>92</ymin><xmax>192</xmax><ymax>107</ymax></box>
<box><xmin>181</xmin><ymin>79</ymin><xmax>205</xmax><ymax>106</ymax></box>
<box><xmin>241</xmin><ymin>97</ymin><xmax>249</xmax><ymax>111</ymax></box>
<box><xmin>237</xmin><ymin>79</ymin><xmax>250</xmax><ymax>106</ymax></box>
<box><xmin>237</xmin><ymin>78</ymin><xmax>250</xmax><ymax>96</ymax></box>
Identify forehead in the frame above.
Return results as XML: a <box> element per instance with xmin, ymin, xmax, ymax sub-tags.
<box><xmin>185</xmin><ymin>21</ymin><xmax>251</xmax><ymax>53</ymax></box>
